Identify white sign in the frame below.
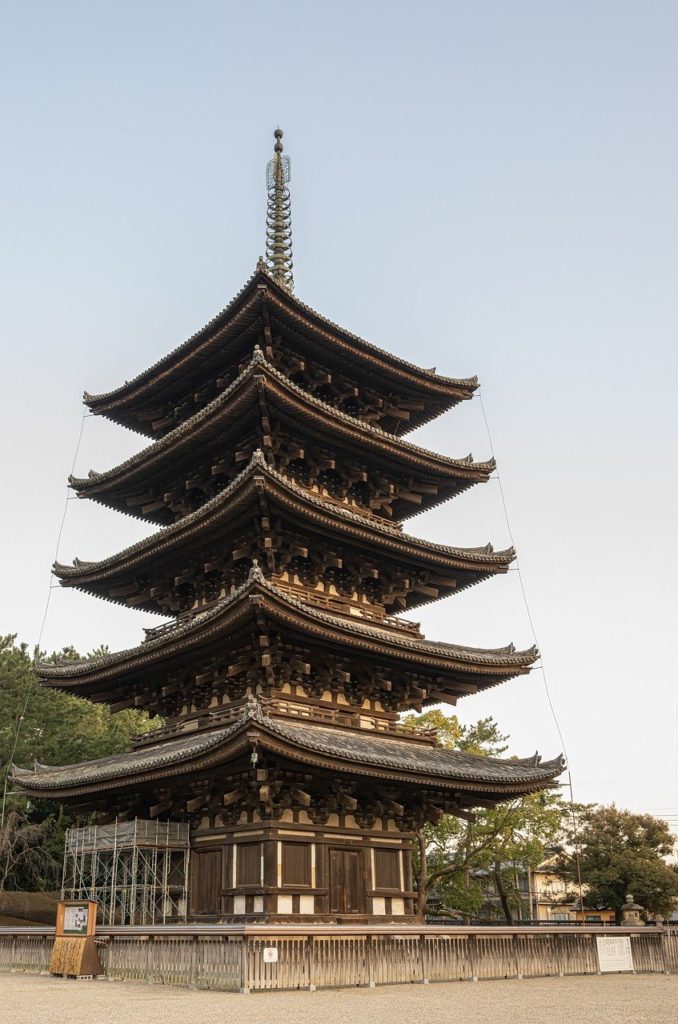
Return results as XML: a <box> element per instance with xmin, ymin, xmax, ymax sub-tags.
<box><xmin>262</xmin><ymin>947</ymin><xmax>279</xmax><ymax>963</ymax></box>
<box><xmin>63</xmin><ymin>904</ymin><xmax>89</xmax><ymax>935</ymax></box>
<box><xmin>596</xmin><ymin>936</ymin><xmax>634</xmax><ymax>973</ymax></box>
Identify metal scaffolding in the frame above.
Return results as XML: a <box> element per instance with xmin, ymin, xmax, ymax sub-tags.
<box><xmin>61</xmin><ymin>819</ymin><xmax>190</xmax><ymax>926</ymax></box>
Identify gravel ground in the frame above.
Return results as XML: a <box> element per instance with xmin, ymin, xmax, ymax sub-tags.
<box><xmin>2</xmin><ymin>971</ymin><xmax>677</xmax><ymax>1024</ymax></box>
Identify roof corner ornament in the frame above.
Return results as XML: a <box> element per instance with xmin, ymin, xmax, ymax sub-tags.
<box><xmin>248</xmin><ymin>558</ymin><xmax>264</xmax><ymax>583</ymax></box>
<box><xmin>265</xmin><ymin>128</ymin><xmax>294</xmax><ymax>292</ymax></box>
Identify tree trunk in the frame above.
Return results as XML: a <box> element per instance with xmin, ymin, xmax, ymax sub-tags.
<box><xmin>494</xmin><ymin>861</ymin><xmax>514</xmax><ymax>925</ymax></box>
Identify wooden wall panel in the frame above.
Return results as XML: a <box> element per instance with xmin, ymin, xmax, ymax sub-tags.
<box><xmin>374</xmin><ymin>849</ymin><xmax>401</xmax><ymax>891</ymax></box>
<box><xmin>236</xmin><ymin>842</ymin><xmax>261</xmax><ymax>887</ymax></box>
<box><xmin>281</xmin><ymin>842</ymin><xmax>311</xmax><ymax>886</ymax></box>
<box><xmin>190</xmin><ymin>848</ymin><xmax>222</xmax><ymax>915</ymax></box>
<box><xmin>329</xmin><ymin>849</ymin><xmax>364</xmax><ymax>914</ymax></box>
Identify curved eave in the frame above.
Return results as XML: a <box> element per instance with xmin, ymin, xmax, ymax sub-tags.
<box><xmin>38</xmin><ymin>575</ymin><xmax>538</xmax><ymax>692</ymax></box>
<box><xmin>84</xmin><ymin>267</ymin><xmax>478</xmax><ymax>436</ymax></box>
<box><xmin>55</xmin><ymin>453</ymin><xmax>514</xmax><ymax>604</ymax></box>
<box><xmin>72</xmin><ymin>353</ymin><xmax>494</xmax><ymax>521</ymax></box>
<box><xmin>11</xmin><ymin>723</ymin><xmax>247</xmax><ymax>798</ymax></box>
<box><xmin>12</xmin><ymin>705</ymin><xmax>563</xmax><ymax>800</ymax></box>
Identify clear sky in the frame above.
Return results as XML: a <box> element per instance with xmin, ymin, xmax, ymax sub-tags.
<box><xmin>1</xmin><ymin>2</ymin><xmax>677</xmax><ymax>818</ymax></box>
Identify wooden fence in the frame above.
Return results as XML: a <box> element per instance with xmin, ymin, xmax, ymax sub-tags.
<box><xmin>1</xmin><ymin>924</ymin><xmax>677</xmax><ymax>992</ymax></box>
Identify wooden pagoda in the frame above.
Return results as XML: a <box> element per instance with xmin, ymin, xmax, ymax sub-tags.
<box><xmin>16</xmin><ymin>131</ymin><xmax>563</xmax><ymax>922</ymax></box>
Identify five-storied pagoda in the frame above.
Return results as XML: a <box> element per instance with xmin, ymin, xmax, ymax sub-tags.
<box><xmin>16</xmin><ymin>131</ymin><xmax>563</xmax><ymax>921</ymax></box>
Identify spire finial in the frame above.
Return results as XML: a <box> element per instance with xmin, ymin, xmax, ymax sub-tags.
<box><xmin>265</xmin><ymin>128</ymin><xmax>294</xmax><ymax>291</ymax></box>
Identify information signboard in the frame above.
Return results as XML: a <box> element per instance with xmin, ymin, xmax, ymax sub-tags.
<box><xmin>596</xmin><ymin>936</ymin><xmax>634</xmax><ymax>973</ymax></box>
<box><xmin>63</xmin><ymin>904</ymin><xmax>91</xmax><ymax>936</ymax></box>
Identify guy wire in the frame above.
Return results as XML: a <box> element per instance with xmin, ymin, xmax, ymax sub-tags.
<box><xmin>1</xmin><ymin>409</ymin><xmax>88</xmax><ymax>832</ymax></box>
<box><xmin>477</xmin><ymin>390</ymin><xmax>585</xmax><ymax>918</ymax></box>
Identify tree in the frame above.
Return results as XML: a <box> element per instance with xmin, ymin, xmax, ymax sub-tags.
<box><xmin>403</xmin><ymin>709</ymin><xmax>565</xmax><ymax>921</ymax></box>
<box><xmin>0</xmin><ymin>634</ymin><xmax>158</xmax><ymax>779</ymax></box>
<box><xmin>555</xmin><ymin>804</ymin><xmax>678</xmax><ymax>923</ymax></box>
<box><xmin>0</xmin><ymin>809</ymin><xmax>60</xmax><ymax>894</ymax></box>
<box><xmin>0</xmin><ymin>634</ymin><xmax>160</xmax><ymax>889</ymax></box>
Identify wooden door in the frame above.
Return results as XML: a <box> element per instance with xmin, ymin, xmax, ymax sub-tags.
<box><xmin>190</xmin><ymin>848</ymin><xmax>222</xmax><ymax>916</ymax></box>
<box><xmin>329</xmin><ymin>848</ymin><xmax>364</xmax><ymax>914</ymax></box>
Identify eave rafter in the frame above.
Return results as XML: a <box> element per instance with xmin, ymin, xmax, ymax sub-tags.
<box><xmin>12</xmin><ymin>697</ymin><xmax>563</xmax><ymax>803</ymax></box>
<box><xmin>38</xmin><ymin>573</ymin><xmax>538</xmax><ymax>710</ymax></box>
<box><xmin>84</xmin><ymin>267</ymin><xmax>478</xmax><ymax>438</ymax></box>
<box><xmin>71</xmin><ymin>351</ymin><xmax>494</xmax><ymax>524</ymax></box>
<box><xmin>54</xmin><ymin>452</ymin><xmax>514</xmax><ymax>616</ymax></box>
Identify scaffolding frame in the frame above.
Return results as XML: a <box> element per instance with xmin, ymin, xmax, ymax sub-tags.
<box><xmin>61</xmin><ymin>819</ymin><xmax>190</xmax><ymax>926</ymax></box>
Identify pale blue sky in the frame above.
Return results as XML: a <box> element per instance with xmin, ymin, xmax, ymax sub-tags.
<box><xmin>1</xmin><ymin>2</ymin><xmax>677</xmax><ymax>817</ymax></box>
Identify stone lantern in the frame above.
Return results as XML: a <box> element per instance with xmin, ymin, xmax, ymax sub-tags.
<box><xmin>620</xmin><ymin>893</ymin><xmax>644</xmax><ymax>926</ymax></box>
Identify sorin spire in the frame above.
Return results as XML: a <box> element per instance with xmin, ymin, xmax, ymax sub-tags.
<box><xmin>265</xmin><ymin>128</ymin><xmax>294</xmax><ymax>291</ymax></box>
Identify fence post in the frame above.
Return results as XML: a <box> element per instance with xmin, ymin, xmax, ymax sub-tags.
<box><xmin>554</xmin><ymin>934</ymin><xmax>564</xmax><ymax>977</ymax></box>
<box><xmin>105</xmin><ymin>937</ymin><xmax>114</xmax><ymax>981</ymax></box>
<box><xmin>468</xmin><ymin>934</ymin><xmax>478</xmax><ymax>983</ymax></box>
<box><xmin>307</xmin><ymin>936</ymin><xmax>316</xmax><ymax>992</ymax></box>
<box><xmin>513</xmin><ymin>933</ymin><xmax>523</xmax><ymax>979</ymax></box>
<box><xmin>10</xmin><ymin>935</ymin><xmax>17</xmax><ymax>973</ymax></box>
<box><xmin>366</xmin><ymin>935</ymin><xmax>375</xmax><ymax>988</ymax></box>
<box><xmin>660</xmin><ymin>930</ymin><xmax>671</xmax><ymax>975</ymax></box>
<box><xmin>189</xmin><ymin>934</ymin><xmax>199</xmax><ymax>989</ymax></box>
<box><xmin>239</xmin><ymin>937</ymin><xmax>250</xmax><ymax>994</ymax></box>
<box><xmin>420</xmin><ymin>933</ymin><xmax>429</xmax><ymax>984</ymax></box>
<box><xmin>145</xmin><ymin>935</ymin><xmax>154</xmax><ymax>985</ymax></box>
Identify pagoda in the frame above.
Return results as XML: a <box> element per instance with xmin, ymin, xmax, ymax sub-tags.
<box><xmin>16</xmin><ymin>131</ymin><xmax>563</xmax><ymax>921</ymax></box>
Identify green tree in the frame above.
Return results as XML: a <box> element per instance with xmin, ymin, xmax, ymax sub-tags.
<box><xmin>0</xmin><ymin>635</ymin><xmax>158</xmax><ymax>777</ymax></box>
<box><xmin>556</xmin><ymin>804</ymin><xmax>678</xmax><ymax>924</ymax></box>
<box><xmin>0</xmin><ymin>634</ymin><xmax>160</xmax><ymax>888</ymax></box>
<box><xmin>403</xmin><ymin>709</ymin><xmax>565</xmax><ymax>921</ymax></box>
<box><xmin>0</xmin><ymin>809</ymin><xmax>60</xmax><ymax>893</ymax></box>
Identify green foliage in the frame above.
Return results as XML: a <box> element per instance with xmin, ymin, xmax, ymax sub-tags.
<box><xmin>556</xmin><ymin>804</ymin><xmax>678</xmax><ymax>923</ymax></box>
<box><xmin>402</xmin><ymin>709</ymin><xmax>509</xmax><ymax>756</ymax></box>
<box><xmin>0</xmin><ymin>634</ymin><xmax>158</xmax><ymax>774</ymax></box>
<box><xmin>406</xmin><ymin>709</ymin><xmax>565</xmax><ymax>921</ymax></box>
<box><xmin>0</xmin><ymin>809</ymin><xmax>60</xmax><ymax>893</ymax></box>
<box><xmin>0</xmin><ymin>634</ymin><xmax>160</xmax><ymax>890</ymax></box>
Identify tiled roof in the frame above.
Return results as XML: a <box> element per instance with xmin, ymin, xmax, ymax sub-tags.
<box><xmin>272</xmin><ymin>717</ymin><xmax>564</xmax><ymax>785</ymax></box>
<box><xmin>13</xmin><ymin>698</ymin><xmax>562</xmax><ymax>795</ymax></box>
<box><xmin>12</xmin><ymin>724</ymin><xmax>239</xmax><ymax>790</ymax></box>
<box><xmin>38</xmin><ymin>572</ymin><xmax>537</xmax><ymax>681</ymax></box>
<box><xmin>56</xmin><ymin>451</ymin><xmax>513</xmax><ymax>584</ymax></box>
<box><xmin>84</xmin><ymin>266</ymin><xmax>477</xmax><ymax>412</ymax></box>
<box><xmin>72</xmin><ymin>351</ymin><xmax>493</xmax><ymax>493</ymax></box>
